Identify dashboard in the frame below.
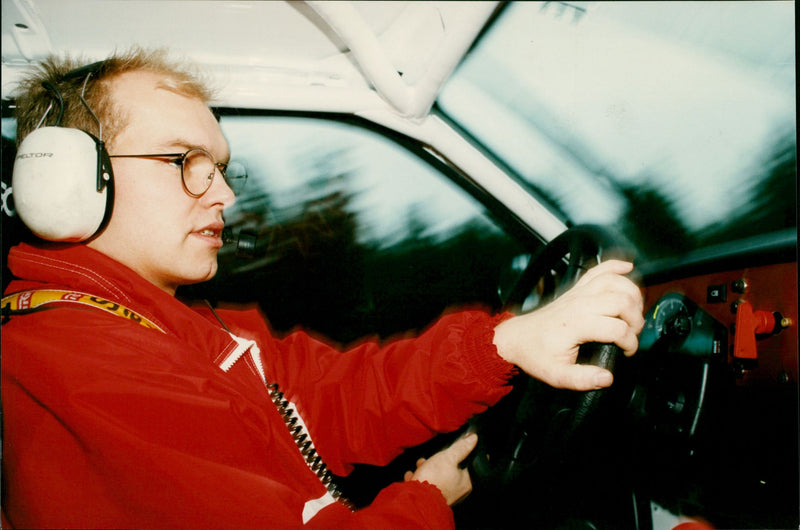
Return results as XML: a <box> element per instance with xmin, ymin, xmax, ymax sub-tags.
<box><xmin>635</xmin><ymin>259</ymin><xmax>798</xmax><ymax>528</ymax></box>
<box><xmin>643</xmin><ymin>261</ymin><xmax>797</xmax><ymax>386</ymax></box>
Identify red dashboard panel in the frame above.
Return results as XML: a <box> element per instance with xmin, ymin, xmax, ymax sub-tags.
<box><xmin>643</xmin><ymin>261</ymin><xmax>798</xmax><ymax>387</ymax></box>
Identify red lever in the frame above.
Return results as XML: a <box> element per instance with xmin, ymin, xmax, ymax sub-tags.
<box><xmin>733</xmin><ymin>301</ymin><xmax>776</xmax><ymax>360</ymax></box>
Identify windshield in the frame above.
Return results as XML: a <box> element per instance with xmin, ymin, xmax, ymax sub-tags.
<box><xmin>438</xmin><ymin>1</ymin><xmax>796</xmax><ymax>263</ymax></box>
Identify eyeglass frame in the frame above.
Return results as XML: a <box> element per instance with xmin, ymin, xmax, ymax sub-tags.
<box><xmin>109</xmin><ymin>147</ymin><xmax>246</xmax><ymax>198</ymax></box>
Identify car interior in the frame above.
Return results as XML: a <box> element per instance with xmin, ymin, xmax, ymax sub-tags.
<box><xmin>2</xmin><ymin>2</ymin><xmax>797</xmax><ymax>529</ymax></box>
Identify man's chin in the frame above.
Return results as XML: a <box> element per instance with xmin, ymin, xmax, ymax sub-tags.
<box><xmin>179</xmin><ymin>262</ymin><xmax>219</xmax><ymax>287</ymax></box>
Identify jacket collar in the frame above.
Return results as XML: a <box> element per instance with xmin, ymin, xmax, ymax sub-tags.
<box><xmin>6</xmin><ymin>242</ymin><xmax>237</xmax><ymax>358</ymax></box>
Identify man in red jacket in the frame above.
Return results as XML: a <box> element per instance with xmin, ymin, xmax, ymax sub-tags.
<box><xmin>1</xmin><ymin>49</ymin><xmax>643</xmax><ymax>528</ymax></box>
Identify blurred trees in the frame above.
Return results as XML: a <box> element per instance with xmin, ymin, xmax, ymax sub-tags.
<box><xmin>608</xmin><ymin>126</ymin><xmax>796</xmax><ymax>264</ymax></box>
<box><xmin>699</xmin><ymin>126</ymin><xmax>797</xmax><ymax>247</ymax></box>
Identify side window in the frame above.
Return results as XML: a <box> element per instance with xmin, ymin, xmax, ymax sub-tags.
<box><xmin>181</xmin><ymin>115</ymin><xmax>529</xmax><ymax>343</ymax></box>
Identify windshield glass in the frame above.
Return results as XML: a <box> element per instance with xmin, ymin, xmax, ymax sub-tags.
<box><xmin>438</xmin><ymin>1</ymin><xmax>796</xmax><ymax>263</ymax></box>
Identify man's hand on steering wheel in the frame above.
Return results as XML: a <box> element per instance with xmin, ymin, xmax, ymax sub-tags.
<box><xmin>492</xmin><ymin>260</ymin><xmax>644</xmax><ymax>391</ymax></box>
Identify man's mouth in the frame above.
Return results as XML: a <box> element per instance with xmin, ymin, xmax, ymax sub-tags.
<box><xmin>196</xmin><ymin>222</ymin><xmax>225</xmax><ymax>238</ymax></box>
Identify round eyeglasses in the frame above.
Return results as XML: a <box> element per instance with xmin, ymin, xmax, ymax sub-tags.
<box><xmin>109</xmin><ymin>148</ymin><xmax>247</xmax><ymax>197</ymax></box>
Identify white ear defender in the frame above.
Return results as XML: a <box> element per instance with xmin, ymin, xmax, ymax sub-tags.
<box><xmin>13</xmin><ymin>126</ymin><xmax>113</xmax><ymax>241</ymax></box>
<box><xmin>11</xmin><ymin>62</ymin><xmax>114</xmax><ymax>242</ymax></box>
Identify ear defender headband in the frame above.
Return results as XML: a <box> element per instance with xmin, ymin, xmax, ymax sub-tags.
<box><xmin>11</xmin><ymin>61</ymin><xmax>115</xmax><ymax>242</ymax></box>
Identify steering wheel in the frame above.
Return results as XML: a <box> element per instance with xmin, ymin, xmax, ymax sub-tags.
<box><xmin>468</xmin><ymin>225</ymin><xmax>634</xmax><ymax>487</ymax></box>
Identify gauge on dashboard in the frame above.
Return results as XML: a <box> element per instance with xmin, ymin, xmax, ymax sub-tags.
<box><xmin>653</xmin><ymin>294</ymin><xmax>692</xmax><ymax>347</ymax></box>
<box><xmin>639</xmin><ymin>292</ymin><xmax>726</xmax><ymax>357</ymax></box>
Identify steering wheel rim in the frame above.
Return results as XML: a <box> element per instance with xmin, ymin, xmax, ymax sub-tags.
<box><xmin>469</xmin><ymin>224</ymin><xmax>634</xmax><ymax>487</ymax></box>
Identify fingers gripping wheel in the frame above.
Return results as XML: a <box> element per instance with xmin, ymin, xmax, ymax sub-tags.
<box><xmin>470</xmin><ymin>225</ymin><xmax>633</xmax><ymax>487</ymax></box>
<box><xmin>12</xmin><ymin>126</ymin><xmax>114</xmax><ymax>241</ymax></box>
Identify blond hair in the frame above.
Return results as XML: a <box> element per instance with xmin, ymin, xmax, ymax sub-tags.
<box><xmin>14</xmin><ymin>47</ymin><xmax>214</xmax><ymax>147</ymax></box>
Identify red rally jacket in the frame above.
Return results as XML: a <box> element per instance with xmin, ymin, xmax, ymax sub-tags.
<box><xmin>1</xmin><ymin>243</ymin><xmax>515</xmax><ymax>529</ymax></box>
